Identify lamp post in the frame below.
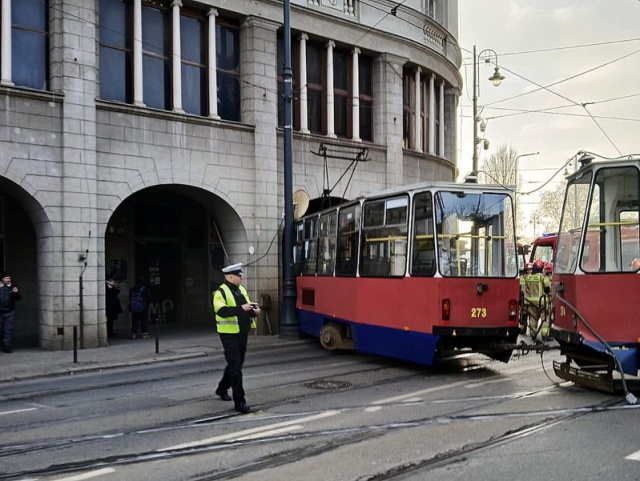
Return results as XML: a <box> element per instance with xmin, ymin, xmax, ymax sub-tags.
<box><xmin>513</xmin><ymin>151</ymin><xmax>539</xmax><ymax>224</ymax></box>
<box><xmin>470</xmin><ymin>45</ymin><xmax>505</xmax><ymax>182</ymax></box>
<box><xmin>279</xmin><ymin>0</ymin><xmax>298</xmax><ymax>338</ymax></box>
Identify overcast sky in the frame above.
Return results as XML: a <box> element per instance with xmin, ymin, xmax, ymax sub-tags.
<box><xmin>457</xmin><ymin>0</ymin><xmax>640</xmax><ymax>238</ymax></box>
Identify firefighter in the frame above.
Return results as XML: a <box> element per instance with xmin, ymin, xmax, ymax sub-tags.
<box><xmin>520</xmin><ymin>259</ymin><xmax>551</xmax><ymax>340</ymax></box>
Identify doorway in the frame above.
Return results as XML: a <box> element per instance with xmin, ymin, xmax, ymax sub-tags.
<box><xmin>135</xmin><ymin>241</ymin><xmax>180</xmax><ymax>323</ymax></box>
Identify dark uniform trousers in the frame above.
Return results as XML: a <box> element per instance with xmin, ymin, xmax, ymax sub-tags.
<box><xmin>217</xmin><ymin>330</ymin><xmax>249</xmax><ymax>404</ymax></box>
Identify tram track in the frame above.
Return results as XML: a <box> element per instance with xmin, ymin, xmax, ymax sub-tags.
<box><xmin>0</xmin><ymin>347</ymin><xmax>586</xmax><ymax>480</ymax></box>
<box><xmin>0</xmin><ymin>391</ymin><xmax>624</xmax><ymax>480</ymax></box>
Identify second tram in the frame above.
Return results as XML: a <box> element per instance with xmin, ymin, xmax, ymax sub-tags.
<box><xmin>549</xmin><ymin>153</ymin><xmax>640</xmax><ymax>392</ymax></box>
<box><xmin>294</xmin><ymin>181</ymin><xmax>521</xmax><ymax>366</ymax></box>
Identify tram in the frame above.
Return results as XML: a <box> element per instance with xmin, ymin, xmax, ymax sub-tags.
<box><xmin>294</xmin><ymin>181</ymin><xmax>521</xmax><ymax>366</ymax></box>
<box><xmin>550</xmin><ymin>153</ymin><xmax>640</xmax><ymax>393</ymax></box>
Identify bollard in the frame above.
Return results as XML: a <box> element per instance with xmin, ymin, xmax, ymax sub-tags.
<box><xmin>155</xmin><ymin>316</ymin><xmax>160</xmax><ymax>354</ymax></box>
<box><xmin>73</xmin><ymin>325</ymin><xmax>78</xmax><ymax>363</ymax></box>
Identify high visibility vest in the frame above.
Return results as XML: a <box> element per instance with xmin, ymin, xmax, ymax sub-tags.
<box><xmin>213</xmin><ymin>284</ymin><xmax>256</xmax><ymax>333</ymax></box>
<box><xmin>521</xmin><ymin>273</ymin><xmax>550</xmax><ymax>303</ymax></box>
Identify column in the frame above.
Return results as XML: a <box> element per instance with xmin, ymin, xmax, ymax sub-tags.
<box><xmin>414</xmin><ymin>67</ymin><xmax>421</xmax><ymax>152</ymax></box>
<box><xmin>133</xmin><ymin>0</ymin><xmax>144</xmax><ymax>106</ymax></box>
<box><xmin>171</xmin><ymin>1</ymin><xmax>184</xmax><ymax>112</ymax></box>
<box><xmin>1</xmin><ymin>0</ymin><xmax>12</xmax><ymax>85</ymax></box>
<box><xmin>351</xmin><ymin>47</ymin><xmax>360</xmax><ymax>141</ymax></box>
<box><xmin>428</xmin><ymin>73</ymin><xmax>435</xmax><ymax>155</ymax></box>
<box><xmin>439</xmin><ymin>81</ymin><xmax>445</xmax><ymax>157</ymax></box>
<box><xmin>326</xmin><ymin>40</ymin><xmax>335</xmax><ymax>137</ymax></box>
<box><xmin>299</xmin><ymin>34</ymin><xmax>309</xmax><ymax>133</ymax></box>
<box><xmin>207</xmin><ymin>9</ymin><xmax>219</xmax><ymax>119</ymax></box>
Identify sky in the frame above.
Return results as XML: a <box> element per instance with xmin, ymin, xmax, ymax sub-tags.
<box><xmin>457</xmin><ymin>0</ymin><xmax>640</xmax><ymax>240</ymax></box>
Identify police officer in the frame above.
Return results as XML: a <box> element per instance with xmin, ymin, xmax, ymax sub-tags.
<box><xmin>213</xmin><ymin>263</ymin><xmax>260</xmax><ymax>414</ymax></box>
<box><xmin>520</xmin><ymin>260</ymin><xmax>551</xmax><ymax>340</ymax></box>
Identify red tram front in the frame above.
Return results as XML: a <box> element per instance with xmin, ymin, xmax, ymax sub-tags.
<box><xmin>550</xmin><ymin>153</ymin><xmax>640</xmax><ymax>388</ymax></box>
<box><xmin>294</xmin><ymin>182</ymin><xmax>520</xmax><ymax>366</ymax></box>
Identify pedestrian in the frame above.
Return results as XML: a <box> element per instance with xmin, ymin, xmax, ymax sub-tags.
<box><xmin>213</xmin><ymin>262</ymin><xmax>260</xmax><ymax>414</ymax></box>
<box><xmin>129</xmin><ymin>277</ymin><xmax>150</xmax><ymax>340</ymax></box>
<box><xmin>105</xmin><ymin>273</ymin><xmax>122</xmax><ymax>337</ymax></box>
<box><xmin>0</xmin><ymin>271</ymin><xmax>22</xmax><ymax>353</ymax></box>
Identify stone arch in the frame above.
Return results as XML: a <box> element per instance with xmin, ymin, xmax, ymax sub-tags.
<box><xmin>103</xmin><ymin>183</ymin><xmax>250</xmax><ymax>332</ymax></box>
<box><xmin>0</xmin><ymin>176</ymin><xmax>54</xmax><ymax>347</ymax></box>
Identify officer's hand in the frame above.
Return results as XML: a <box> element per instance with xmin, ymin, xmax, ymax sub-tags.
<box><xmin>241</xmin><ymin>303</ymin><xmax>254</xmax><ymax>312</ymax></box>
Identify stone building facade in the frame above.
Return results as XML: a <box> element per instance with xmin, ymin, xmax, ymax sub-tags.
<box><xmin>0</xmin><ymin>0</ymin><xmax>461</xmax><ymax>350</ymax></box>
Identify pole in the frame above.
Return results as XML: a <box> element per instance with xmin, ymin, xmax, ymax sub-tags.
<box><xmin>514</xmin><ymin>152</ymin><xmax>539</xmax><ymax>226</ymax></box>
<box><xmin>79</xmin><ymin>274</ymin><xmax>84</xmax><ymax>349</ymax></box>
<box><xmin>471</xmin><ymin>45</ymin><xmax>478</xmax><ymax>182</ymax></box>
<box><xmin>280</xmin><ymin>0</ymin><xmax>298</xmax><ymax>338</ymax></box>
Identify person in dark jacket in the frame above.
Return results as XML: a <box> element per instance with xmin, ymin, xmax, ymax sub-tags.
<box><xmin>212</xmin><ymin>263</ymin><xmax>260</xmax><ymax>414</ymax></box>
<box><xmin>0</xmin><ymin>271</ymin><xmax>22</xmax><ymax>353</ymax></box>
<box><xmin>105</xmin><ymin>274</ymin><xmax>122</xmax><ymax>337</ymax></box>
<box><xmin>129</xmin><ymin>278</ymin><xmax>150</xmax><ymax>340</ymax></box>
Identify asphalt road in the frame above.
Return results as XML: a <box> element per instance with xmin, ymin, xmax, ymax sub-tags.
<box><xmin>1</xmin><ymin>340</ymin><xmax>639</xmax><ymax>481</ymax></box>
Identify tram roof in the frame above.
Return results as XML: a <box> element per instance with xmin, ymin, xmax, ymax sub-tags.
<box><xmin>363</xmin><ymin>180</ymin><xmax>514</xmax><ymax>199</ymax></box>
<box><xmin>566</xmin><ymin>153</ymin><xmax>640</xmax><ymax>182</ymax></box>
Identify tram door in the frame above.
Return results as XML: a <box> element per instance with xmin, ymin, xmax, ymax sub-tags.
<box><xmin>135</xmin><ymin>242</ymin><xmax>180</xmax><ymax>323</ymax></box>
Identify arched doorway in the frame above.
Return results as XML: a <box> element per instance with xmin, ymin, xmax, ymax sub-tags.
<box><xmin>0</xmin><ymin>178</ymin><xmax>46</xmax><ymax>347</ymax></box>
<box><xmin>105</xmin><ymin>185</ymin><xmax>245</xmax><ymax>332</ymax></box>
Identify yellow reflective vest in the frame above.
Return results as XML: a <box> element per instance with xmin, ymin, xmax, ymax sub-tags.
<box><xmin>213</xmin><ymin>283</ymin><xmax>256</xmax><ymax>333</ymax></box>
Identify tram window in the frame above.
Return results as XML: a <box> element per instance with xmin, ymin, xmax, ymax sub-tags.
<box><xmin>318</xmin><ymin>211</ymin><xmax>337</xmax><ymax>275</ymax></box>
<box><xmin>434</xmin><ymin>191</ymin><xmax>516</xmax><ymax>278</ymax></box>
<box><xmin>336</xmin><ymin>205</ymin><xmax>361</xmax><ymax>276</ymax></box>
<box><xmin>294</xmin><ymin>222</ymin><xmax>305</xmax><ymax>275</ymax></box>
<box><xmin>411</xmin><ymin>192</ymin><xmax>436</xmax><ymax>277</ymax></box>
<box><xmin>302</xmin><ymin>217</ymin><xmax>318</xmax><ymax>275</ymax></box>
<box><xmin>361</xmin><ymin>196</ymin><xmax>408</xmax><ymax>277</ymax></box>
<box><xmin>581</xmin><ymin>166</ymin><xmax>639</xmax><ymax>273</ymax></box>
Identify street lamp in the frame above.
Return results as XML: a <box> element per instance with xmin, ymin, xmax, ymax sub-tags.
<box><xmin>469</xmin><ymin>45</ymin><xmax>505</xmax><ymax>183</ymax></box>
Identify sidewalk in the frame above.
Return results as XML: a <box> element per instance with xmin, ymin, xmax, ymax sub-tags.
<box><xmin>0</xmin><ymin>326</ymin><xmax>305</xmax><ymax>384</ymax></box>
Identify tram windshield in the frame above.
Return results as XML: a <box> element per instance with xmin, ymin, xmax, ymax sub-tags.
<box><xmin>556</xmin><ymin>166</ymin><xmax>640</xmax><ymax>274</ymax></box>
<box><xmin>433</xmin><ymin>191</ymin><xmax>517</xmax><ymax>278</ymax></box>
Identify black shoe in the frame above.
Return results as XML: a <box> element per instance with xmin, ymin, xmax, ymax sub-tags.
<box><xmin>215</xmin><ymin>388</ymin><xmax>232</xmax><ymax>401</ymax></box>
<box><xmin>234</xmin><ymin>402</ymin><xmax>250</xmax><ymax>414</ymax></box>
<box><xmin>1</xmin><ymin>345</ymin><xmax>12</xmax><ymax>353</ymax></box>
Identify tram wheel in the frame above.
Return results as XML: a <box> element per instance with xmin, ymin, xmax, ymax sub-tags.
<box><xmin>320</xmin><ymin>324</ymin><xmax>341</xmax><ymax>351</ymax></box>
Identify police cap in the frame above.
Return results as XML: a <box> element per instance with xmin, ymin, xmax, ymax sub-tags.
<box><xmin>222</xmin><ymin>263</ymin><xmax>244</xmax><ymax>276</ymax></box>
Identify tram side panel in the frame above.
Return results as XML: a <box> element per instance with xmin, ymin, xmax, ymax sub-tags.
<box><xmin>552</xmin><ymin>273</ymin><xmax>640</xmax><ymax>375</ymax></box>
<box><xmin>296</xmin><ymin>275</ymin><xmax>519</xmax><ymax>366</ymax></box>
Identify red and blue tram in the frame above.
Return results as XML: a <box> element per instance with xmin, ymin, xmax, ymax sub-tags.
<box><xmin>550</xmin><ymin>153</ymin><xmax>640</xmax><ymax>390</ymax></box>
<box><xmin>294</xmin><ymin>182</ymin><xmax>521</xmax><ymax>366</ymax></box>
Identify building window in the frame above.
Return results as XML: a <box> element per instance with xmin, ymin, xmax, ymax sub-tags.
<box><xmin>306</xmin><ymin>41</ymin><xmax>325</xmax><ymax>134</ymax></box>
<box><xmin>99</xmin><ymin>0</ymin><xmax>132</xmax><ymax>103</ymax></box>
<box><xmin>12</xmin><ymin>0</ymin><xmax>49</xmax><ymax>90</ymax></box>
<box><xmin>277</xmin><ymin>35</ymin><xmax>373</xmax><ymax>141</ymax></box>
<box><xmin>424</xmin><ymin>0</ymin><xmax>435</xmax><ymax>18</ymax></box>
<box><xmin>359</xmin><ymin>55</ymin><xmax>373</xmax><ymax>142</ymax></box>
<box><xmin>142</xmin><ymin>2</ymin><xmax>171</xmax><ymax>110</ymax></box>
<box><xmin>276</xmin><ymin>34</ymin><xmax>300</xmax><ymax>130</ymax></box>
<box><xmin>98</xmin><ymin>0</ymin><xmax>240</xmax><ymax>120</ymax></box>
<box><xmin>334</xmin><ymin>47</ymin><xmax>350</xmax><ymax>138</ymax></box>
<box><xmin>420</xmin><ymin>76</ymin><xmax>429</xmax><ymax>153</ymax></box>
<box><xmin>181</xmin><ymin>11</ymin><xmax>207</xmax><ymax>116</ymax></box>
<box><xmin>402</xmin><ymin>69</ymin><xmax>415</xmax><ymax>149</ymax></box>
<box><xmin>216</xmin><ymin>21</ymin><xmax>240</xmax><ymax>122</ymax></box>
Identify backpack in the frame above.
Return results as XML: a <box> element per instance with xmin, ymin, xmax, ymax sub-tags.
<box><xmin>130</xmin><ymin>287</ymin><xmax>147</xmax><ymax>314</ymax></box>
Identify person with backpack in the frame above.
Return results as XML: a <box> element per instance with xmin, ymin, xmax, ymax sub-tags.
<box><xmin>129</xmin><ymin>277</ymin><xmax>150</xmax><ymax>339</ymax></box>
